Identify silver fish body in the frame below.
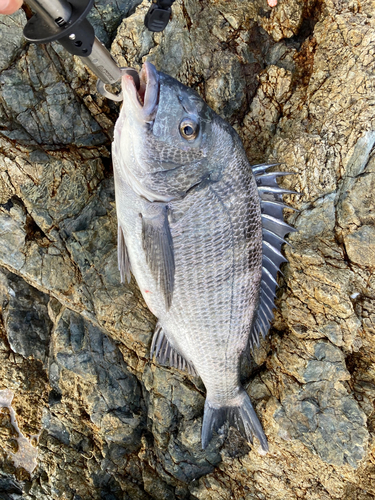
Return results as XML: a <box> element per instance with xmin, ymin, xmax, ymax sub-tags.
<box><xmin>113</xmin><ymin>63</ymin><xmax>295</xmax><ymax>451</ymax></box>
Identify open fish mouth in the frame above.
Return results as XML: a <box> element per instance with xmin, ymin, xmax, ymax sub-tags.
<box><xmin>122</xmin><ymin>62</ymin><xmax>160</xmax><ymax>118</ymax></box>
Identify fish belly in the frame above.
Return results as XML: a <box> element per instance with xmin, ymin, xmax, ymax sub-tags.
<box><xmin>114</xmin><ymin>167</ymin><xmax>170</xmax><ymax>318</ymax></box>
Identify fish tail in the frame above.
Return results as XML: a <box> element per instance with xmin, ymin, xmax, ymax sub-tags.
<box><xmin>201</xmin><ymin>387</ymin><xmax>269</xmax><ymax>452</ymax></box>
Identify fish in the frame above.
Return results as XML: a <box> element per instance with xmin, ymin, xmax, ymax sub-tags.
<box><xmin>112</xmin><ymin>62</ymin><xmax>296</xmax><ymax>452</ymax></box>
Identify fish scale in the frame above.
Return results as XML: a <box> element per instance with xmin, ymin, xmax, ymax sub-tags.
<box><xmin>166</xmin><ymin>182</ymin><xmax>259</xmax><ymax>398</ymax></box>
<box><xmin>113</xmin><ymin>62</ymin><xmax>296</xmax><ymax>452</ymax></box>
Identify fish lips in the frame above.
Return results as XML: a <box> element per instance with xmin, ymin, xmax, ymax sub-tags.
<box><xmin>121</xmin><ymin>62</ymin><xmax>159</xmax><ymax>122</ymax></box>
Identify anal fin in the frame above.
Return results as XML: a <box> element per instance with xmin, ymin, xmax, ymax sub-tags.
<box><xmin>150</xmin><ymin>323</ymin><xmax>196</xmax><ymax>375</ymax></box>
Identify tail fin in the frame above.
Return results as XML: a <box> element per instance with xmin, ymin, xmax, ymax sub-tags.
<box><xmin>201</xmin><ymin>388</ymin><xmax>268</xmax><ymax>452</ymax></box>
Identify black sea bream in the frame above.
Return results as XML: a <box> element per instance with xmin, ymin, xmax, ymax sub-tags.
<box><xmin>112</xmin><ymin>62</ymin><xmax>295</xmax><ymax>451</ymax></box>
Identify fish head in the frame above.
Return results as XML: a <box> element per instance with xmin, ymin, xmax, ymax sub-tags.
<box><xmin>114</xmin><ymin>62</ymin><xmax>224</xmax><ymax>202</ymax></box>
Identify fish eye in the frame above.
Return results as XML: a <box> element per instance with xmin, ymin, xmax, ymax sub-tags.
<box><xmin>179</xmin><ymin>118</ymin><xmax>199</xmax><ymax>141</ymax></box>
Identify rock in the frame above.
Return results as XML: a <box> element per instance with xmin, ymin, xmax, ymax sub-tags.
<box><xmin>344</xmin><ymin>225</ymin><xmax>375</xmax><ymax>267</ymax></box>
<box><xmin>0</xmin><ymin>269</ymin><xmax>52</xmax><ymax>363</ymax></box>
<box><xmin>0</xmin><ymin>407</ymin><xmax>19</xmax><ymax>454</ymax></box>
<box><xmin>0</xmin><ymin>9</ymin><xmax>26</xmax><ymax>73</ymax></box>
<box><xmin>111</xmin><ymin>0</ymin><xmax>275</xmax><ymax>123</ymax></box>
<box><xmin>50</xmin><ymin>308</ymin><xmax>144</xmax><ymax>450</ymax></box>
<box><xmin>1</xmin><ymin>0</ymin><xmax>375</xmax><ymax>498</ymax></box>
<box><xmin>87</xmin><ymin>0</ymin><xmax>144</xmax><ymax>47</ymax></box>
<box><xmin>0</xmin><ymin>43</ymin><xmax>107</xmax><ymax>146</ymax></box>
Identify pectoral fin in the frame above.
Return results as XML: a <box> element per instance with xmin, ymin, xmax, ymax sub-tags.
<box><xmin>142</xmin><ymin>205</ymin><xmax>175</xmax><ymax>309</ymax></box>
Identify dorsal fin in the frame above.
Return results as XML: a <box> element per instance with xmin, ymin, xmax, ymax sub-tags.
<box><xmin>249</xmin><ymin>164</ymin><xmax>298</xmax><ymax>350</ymax></box>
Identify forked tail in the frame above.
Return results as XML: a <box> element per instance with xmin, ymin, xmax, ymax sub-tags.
<box><xmin>201</xmin><ymin>387</ymin><xmax>268</xmax><ymax>452</ymax></box>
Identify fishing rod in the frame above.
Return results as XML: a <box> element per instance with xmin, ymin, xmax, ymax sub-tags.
<box><xmin>23</xmin><ymin>0</ymin><xmax>175</xmax><ymax>101</ymax></box>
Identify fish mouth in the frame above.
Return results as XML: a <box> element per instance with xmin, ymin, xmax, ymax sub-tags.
<box><xmin>122</xmin><ymin>62</ymin><xmax>160</xmax><ymax>119</ymax></box>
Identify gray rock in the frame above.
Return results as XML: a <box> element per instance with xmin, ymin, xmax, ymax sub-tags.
<box><xmin>274</xmin><ymin>378</ymin><xmax>368</xmax><ymax>468</ymax></box>
<box><xmin>51</xmin><ymin>309</ymin><xmax>144</xmax><ymax>450</ymax></box>
<box><xmin>0</xmin><ymin>268</ymin><xmax>52</xmax><ymax>363</ymax></box>
<box><xmin>41</xmin><ymin>411</ymin><xmax>71</xmax><ymax>446</ymax></box>
<box><xmin>0</xmin><ymin>44</ymin><xmax>106</xmax><ymax>146</ymax></box>
<box><xmin>88</xmin><ymin>0</ymin><xmax>144</xmax><ymax>47</ymax></box>
<box><xmin>0</xmin><ymin>10</ymin><xmax>26</xmax><ymax>73</ymax></box>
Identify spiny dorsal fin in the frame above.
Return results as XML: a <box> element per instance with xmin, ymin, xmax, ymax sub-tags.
<box><xmin>249</xmin><ymin>163</ymin><xmax>298</xmax><ymax>349</ymax></box>
<box><xmin>150</xmin><ymin>323</ymin><xmax>197</xmax><ymax>375</ymax></box>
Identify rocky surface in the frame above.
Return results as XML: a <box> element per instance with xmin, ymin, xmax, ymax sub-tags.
<box><xmin>0</xmin><ymin>0</ymin><xmax>375</xmax><ymax>498</ymax></box>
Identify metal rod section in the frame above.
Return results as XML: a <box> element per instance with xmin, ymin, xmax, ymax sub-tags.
<box><xmin>27</xmin><ymin>0</ymin><xmax>73</xmax><ymax>25</ymax></box>
<box><xmin>82</xmin><ymin>38</ymin><xmax>122</xmax><ymax>84</ymax></box>
<box><xmin>25</xmin><ymin>0</ymin><xmax>122</xmax><ymax>88</ymax></box>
